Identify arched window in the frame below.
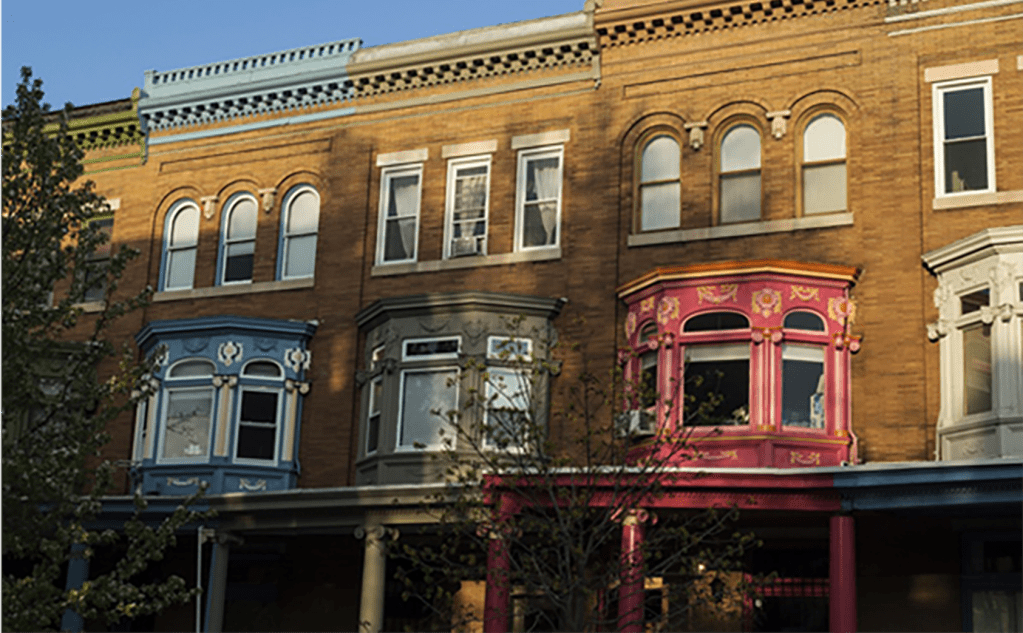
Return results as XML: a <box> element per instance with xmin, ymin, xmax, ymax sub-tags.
<box><xmin>220</xmin><ymin>194</ymin><xmax>258</xmax><ymax>284</ymax></box>
<box><xmin>639</xmin><ymin>135</ymin><xmax>680</xmax><ymax>231</ymax></box>
<box><xmin>242</xmin><ymin>360</ymin><xmax>283</xmax><ymax>378</ymax></box>
<box><xmin>279</xmin><ymin>185</ymin><xmax>320</xmax><ymax>279</ymax></box>
<box><xmin>162</xmin><ymin>201</ymin><xmax>200</xmax><ymax>291</ymax></box>
<box><xmin>719</xmin><ymin>125</ymin><xmax>761</xmax><ymax>224</ymax></box>
<box><xmin>783</xmin><ymin>311</ymin><xmax>826</xmax><ymax>331</ymax></box>
<box><xmin>802</xmin><ymin>114</ymin><xmax>847</xmax><ymax>215</ymax></box>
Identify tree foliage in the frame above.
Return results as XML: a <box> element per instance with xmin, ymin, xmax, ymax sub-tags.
<box><xmin>394</xmin><ymin>317</ymin><xmax>760</xmax><ymax>632</ymax></box>
<box><xmin>2</xmin><ymin>68</ymin><xmax>208</xmax><ymax>631</ymax></box>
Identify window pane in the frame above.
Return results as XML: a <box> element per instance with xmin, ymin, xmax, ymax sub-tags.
<box><xmin>287</xmin><ymin>190</ymin><xmax>319</xmax><ymax>234</ymax></box>
<box><xmin>163</xmin><ymin>390</ymin><xmax>212</xmax><ymax>459</ymax></box>
<box><xmin>405</xmin><ymin>338</ymin><xmax>460</xmax><ymax>358</ymax></box>
<box><xmin>166</xmin><ymin>248</ymin><xmax>196</xmax><ymax>290</ymax></box>
<box><xmin>388</xmin><ymin>175</ymin><xmax>420</xmax><ymax>218</ymax></box>
<box><xmin>227</xmin><ymin>198</ymin><xmax>257</xmax><ymax>239</ymax></box>
<box><xmin>169</xmin><ymin>360</ymin><xmax>214</xmax><ymax>378</ymax></box>
<box><xmin>486</xmin><ymin>367</ymin><xmax>530</xmax><ymax>447</ymax></box>
<box><xmin>367</xmin><ymin>380</ymin><xmax>382</xmax><ymax>454</ymax></box>
<box><xmin>944</xmin><ymin>139</ymin><xmax>988</xmax><ymax>193</ymax></box>
<box><xmin>784</xmin><ymin>312</ymin><xmax>825</xmax><ymax>331</ymax></box>
<box><xmin>384</xmin><ymin>217</ymin><xmax>415</xmax><ymax>261</ymax></box>
<box><xmin>782</xmin><ymin>345</ymin><xmax>825</xmax><ymax>428</ymax></box>
<box><xmin>90</xmin><ymin>217</ymin><xmax>114</xmax><ymax>258</ymax></box>
<box><xmin>686</xmin><ymin>344</ymin><xmax>749</xmax><ymax>426</ymax></box>
<box><xmin>83</xmin><ymin>260</ymin><xmax>108</xmax><ymax>302</ymax></box>
<box><xmin>224</xmin><ymin>241</ymin><xmax>254</xmax><ymax>282</ymax></box>
<box><xmin>804</xmin><ymin>115</ymin><xmax>846</xmax><ymax>162</ymax></box>
<box><xmin>720</xmin><ymin>173</ymin><xmax>761</xmax><ymax>223</ymax></box>
<box><xmin>401</xmin><ymin>370</ymin><xmax>457</xmax><ymax>448</ymax></box>
<box><xmin>684</xmin><ymin>312</ymin><xmax>749</xmax><ymax>332</ymax></box>
<box><xmin>641</xmin><ymin>182</ymin><xmax>680</xmax><ymax>231</ymax></box>
<box><xmin>803</xmin><ymin>163</ymin><xmax>846</xmax><ymax>214</ymax></box>
<box><xmin>971</xmin><ymin>591</ymin><xmax>1023</xmax><ymax>633</ymax></box>
<box><xmin>523</xmin><ymin>202</ymin><xmax>557</xmax><ymax>247</ymax></box>
<box><xmin>525</xmin><ymin>157</ymin><xmax>560</xmax><ymax>203</ymax></box>
<box><xmin>241</xmin><ymin>391</ymin><xmax>277</xmax><ymax>424</ymax></box>
<box><xmin>641</xmin><ymin>136</ymin><xmax>680</xmax><ymax>183</ymax></box>
<box><xmin>170</xmin><ymin>206</ymin><xmax>199</xmax><ymax>247</ymax></box>
<box><xmin>285</xmin><ymin>234</ymin><xmax>317</xmax><ymax>277</ymax></box>
<box><xmin>720</xmin><ymin>125</ymin><xmax>761</xmax><ymax>172</ymax></box>
<box><xmin>963</xmin><ymin>323</ymin><xmax>992</xmax><ymax>415</ymax></box>
<box><xmin>640</xmin><ymin>351</ymin><xmax>658</xmax><ymax>409</ymax></box>
<box><xmin>943</xmin><ymin>88</ymin><xmax>985</xmax><ymax>139</ymax></box>
<box><xmin>237</xmin><ymin>425</ymin><xmax>276</xmax><ymax>460</ymax></box>
<box><xmin>243</xmin><ymin>361</ymin><xmax>282</xmax><ymax>378</ymax></box>
<box><xmin>961</xmin><ymin>289</ymin><xmax>990</xmax><ymax>315</ymax></box>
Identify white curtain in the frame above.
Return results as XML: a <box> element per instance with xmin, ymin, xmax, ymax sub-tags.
<box><xmin>532</xmin><ymin>160</ymin><xmax>560</xmax><ymax>243</ymax></box>
<box><xmin>392</xmin><ymin>177</ymin><xmax>419</xmax><ymax>258</ymax></box>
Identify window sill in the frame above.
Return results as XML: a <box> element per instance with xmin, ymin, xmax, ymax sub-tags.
<box><xmin>154</xmin><ymin>277</ymin><xmax>314</xmax><ymax>302</ymax></box>
<box><xmin>932</xmin><ymin>189</ymin><xmax>1023</xmax><ymax>210</ymax></box>
<box><xmin>74</xmin><ymin>300</ymin><xmax>106</xmax><ymax>313</ymax></box>
<box><xmin>371</xmin><ymin>247</ymin><xmax>562</xmax><ymax>277</ymax></box>
<box><xmin>628</xmin><ymin>213</ymin><xmax>853</xmax><ymax>247</ymax></box>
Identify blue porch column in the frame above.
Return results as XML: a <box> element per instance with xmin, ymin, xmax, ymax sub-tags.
<box><xmin>61</xmin><ymin>543</ymin><xmax>90</xmax><ymax>632</ymax></box>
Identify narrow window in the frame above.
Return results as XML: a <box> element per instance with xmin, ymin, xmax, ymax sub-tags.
<box><xmin>236</xmin><ymin>390</ymin><xmax>279</xmax><ymax>460</ymax></box>
<box><xmin>934</xmin><ymin>78</ymin><xmax>994</xmax><ymax>195</ymax></box>
<box><xmin>963</xmin><ymin>323</ymin><xmax>992</xmax><ymax>415</ymax></box>
<box><xmin>484</xmin><ymin>366</ymin><xmax>530</xmax><ymax>449</ymax></box>
<box><xmin>378</xmin><ymin>165</ymin><xmax>422</xmax><ymax>264</ymax></box>
<box><xmin>82</xmin><ymin>217</ymin><xmax>113</xmax><ymax>302</ymax></box>
<box><xmin>639</xmin><ymin>350</ymin><xmax>659</xmax><ymax>409</ymax></box>
<box><xmin>280</xmin><ymin>186</ymin><xmax>320</xmax><ymax>279</ymax></box>
<box><xmin>220</xmin><ymin>195</ymin><xmax>257</xmax><ymax>284</ymax></box>
<box><xmin>782</xmin><ymin>345</ymin><xmax>826</xmax><ymax>428</ymax></box>
<box><xmin>446</xmin><ymin>157</ymin><xmax>490</xmax><ymax>258</ymax></box>
<box><xmin>639</xmin><ymin>135</ymin><xmax>681</xmax><ymax>231</ymax></box>
<box><xmin>719</xmin><ymin>125</ymin><xmax>761</xmax><ymax>224</ymax></box>
<box><xmin>516</xmin><ymin>146</ymin><xmax>563</xmax><ymax>250</ymax></box>
<box><xmin>163</xmin><ymin>201</ymin><xmax>200</xmax><ymax>291</ymax></box>
<box><xmin>398</xmin><ymin>369</ymin><xmax>458</xmax><ymax>449</ymax></box>
<box><xmin>802</xmin><ymin>114</ymin><xmax>847</xmax><ymax>215</ymax></box>
<box><xmin>367</xmin><ymin>377</ymin><xmax>382</xmax><ymax>454</ymax></box>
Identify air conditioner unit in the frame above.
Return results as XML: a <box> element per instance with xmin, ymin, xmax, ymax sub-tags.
<box><xmin>450</xmin><ymin>236</ymin><xmax>482</xmax><ymax>257</ymax></box>
<box><xmin>616</xmin><ymin>409</ymin><xmax>656</xmax><ymax>437</ymax></box>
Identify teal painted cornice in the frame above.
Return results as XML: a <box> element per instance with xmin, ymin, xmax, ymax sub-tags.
<box><xmin>138</xmin><ymin>39</ymin><xmax>361</xmax><ymax>132</ymax></box>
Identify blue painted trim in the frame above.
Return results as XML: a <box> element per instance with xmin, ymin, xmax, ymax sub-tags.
<box><xmin>147</xmin><ymin>106</ymin><xmax>357</xmax><ymax>146</ymax></box>
<box><xmin>136</xmin><ymin>315</ymin><xmax>317</xmax><ymax>352</ymax></box>
<box><xmin>203</xmin><ymin>542</ymin><xmax>219</xmax><ymax>633</ymax></box>
<box><xmin>276</xmin><ymin>184</ymin><xmax>320</xmax><ymax>281</ymax></box>
<box><xmin>835</xmin><ymin>460</ymin><xmax>1023</xmax><ymax>511</ymax></box>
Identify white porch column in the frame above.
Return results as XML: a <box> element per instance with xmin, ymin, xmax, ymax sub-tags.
<box><xmin>358</xmin><ymin>515</ymin><xmax>388</xmax><ymax>633</ymax></box>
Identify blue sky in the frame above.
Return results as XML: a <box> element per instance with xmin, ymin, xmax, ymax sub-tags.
<box><xmin>2</xmin><ymin>0</ymin><xmax>583</xmax><ymax>109</ymax></box>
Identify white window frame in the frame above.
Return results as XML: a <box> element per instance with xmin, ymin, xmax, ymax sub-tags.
<box><xmin>638</xmin><ymin>134</ymin><xmax>682</xmax><ymax>232</ymax></box>
<box><xmin>377</xmin><ymin>164</ymin><xmax>423</xmax><ymax>265</ymax></box>
<box><xmin>232</xmin><ymin>385</ymin><xmax>283</xmax><ymax>465</ymax></box>
<box><xmin>219</xmin><ymin>193</ymin><xmax>258</xmax><ymax>285</ymax></box>
<box><xmin>515</xmin><ymin>145</ymin><xmax>564</xmax><ymax>252</ymax></box>
<box><xmin>932</xmin><ymin>77</ymin><xmax>996</xmax><ymax>199</ymax></box>
<box><xmin>162</xmin><ymin>200</ymin><xmax>200</xmax><ymax>291</ymax></box>
<box><xmin>444</xmin><ymin>155</ymin><xmax>491</xmax><ymax>259</ymax></box>
<box><xmin>402</xmin><ymin>336</ymin><xmax>462</xmax><ymax>362</ymax></box>
<box><xmin>718</xmin><ymin>124</ymin><xmax>762</xmax><ymax>225</ymax></box>
<box><xmin>396</xmin><ymin>367</ymin><xmax>460</xmax><ymax>452</ymax></box>
<box><xmin>279</xmin><ymin>185</ymin><xmax>320</xmax><ymax>280</ymax></box>
<box><xmin>801</xmin><ymin>113</ymin><xmax>847</xmax><ymax>216</ymax></box>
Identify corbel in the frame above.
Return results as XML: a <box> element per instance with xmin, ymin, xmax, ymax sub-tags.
<box><xmin>258</xmin><ymin>188</ymin><xmax>277</xmax><ymax>214</ymax></box>
<box><xmin>200</xmin><ymin>195</ymin><xmax>219</xmax><ymax>220</ymax></box>
<box><xmin>926</xmin><ymin>320</ymin><xmax>949</xmax><ymax>341</ymax></box>
<box><xmin>767</xmin><ymin>110</ymin><xmax>791</xmax><ymax>140</ymax></box>
<box><xmin>284</xmin><ymin>379</ymin><xmax>311</xmax><ymax>395</ymax></box>
<box><xmin>684</xmin><ymin>121</ymin><xmax>708</xmax><ymax>151</ymax></box>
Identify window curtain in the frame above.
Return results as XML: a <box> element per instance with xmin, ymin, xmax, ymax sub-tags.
<box><xmin>391</xmin><ymin>177</ymin><xmax>419</xmax><ymax>258</ymax></box>
<box><xmin>529</xmin><ymin>159</ymin><xmax>560</xmax><ymax>244</ymax></box>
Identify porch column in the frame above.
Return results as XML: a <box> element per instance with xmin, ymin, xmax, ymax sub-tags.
<box><xmin>358</xmin><ymin>516</ymin><xmax>387</xmax><ymax>633</ymax></box>
<box><xmin>484</xmin><ymin>496</ymin><xmax>514</xmax><ymax>633</ymax></box>
<box><xmin>618</xmin><ymin>510</ymin><xmax>646</xmax><ymax>633</ymax></box>
<box><xmin>829</xmin><ymin>515</ymin><xmax>857</xmax><ymax>633</ymax></box>
<box><xmin>60</xmin><ymin>543</ymin><xmax>90</xmax><ymax>632</ymax></box>
<box><xmin>204</xmin><ymin>534</ymin><xmax>235</xmax><ymax>633</ymax></box>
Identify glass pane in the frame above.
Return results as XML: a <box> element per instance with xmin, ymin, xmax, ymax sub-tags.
<box><xmin>285</xmin><ymin>234</ymin><xmax>317</xmax><ymax>277</ymax></box>
<box><xmin>384</xmin><ymin>217</ymin><xmax>414</xmax><ymax>261</ymax></box>
<box><xmin>803</xmin><ymin>163</ymin><xmax>846</xmax><ymax>214</ymax></box>
<box><xmin>287</xmin><ymin>190</ymin><xmax>319</xmax><ymax>233</ymax></box>
<box><xmin>227</xmin><ymin>198</ymin><xmax>257</xmax><ymax>239</ymax></box>
<box><xmin>405</xmin><ymin>338</ymin><xmax>459</xmax><ymax>357</ymax></box>
<box><xmin>961</xmin><ymin>289</ymin><xmax>990</xmax><ymax>315</ymax></box>
<box><xmin>641</xmin><ymin>182</ymin><xmax>681</xmax><ymax>231</ymax></box>
<box><xmin>720</xmin><ymin>125</ymin><xmax>761</xmax><ymax>172</ymax></box>
<box><xmin>803</xmin><ymin>115</ymin><xmax>846</xmax><ymax>162</ymax></box>
<box><xmin>241</xmin><ymin>391</ymin><xmax>277</xmax><ymax>424</ymax></box>
<box><xmin>784</xmin><ymin>311</ymin><xmax>826</xmax><ymax>331</ymax></box>
<box><xmin>243</xmin><ymin>361</ymin><xmax>282</xmax><ymax>378</ymax></box>
<box><xmin>486</xmin><ymin>367</ymin><xmax>530</xmax><ymax>446</ymax></box>
<box><xmin>943</xmin><ymin>87</ymin><xmax>985</xmax><ymax>140</ymax></box>
<box><xmin>971</xmin><ymin>590</ymin><xmax>1022</xmax><ymax>633</ymax></box>
<box><xmin>721</xmin><ymin>173</ymin><xmax>761</xmax><ymax>223</ymax></box>
<box><xmin>162</xmin><ymin>390</ymin><xmax>212</xmax><ymax>459</ymax></box>
<box><xmin>641</xmin><ymin>136</ymin><xmax>680</xmax><ymax>183</ymax></box>
<box><xmin>224</xmin><ymin>242</ymin><xmax>254</xmax><ymax>282</ymax></box>
<box><xmin>388</xmin><ymin>175</ymin><xmax>420</xmax><ymax>218</ymax></box>
<box><xmin>237</xmin><ymin>425</ymin><xmax>276</xmax><ymax>460</ymax></box>
<box><xmin>684</xmin><ymin>312</ymin><xmax>749</xmax><ymax>332</ymax></box>
<box><xmin>454</xmin><ymin>166</ymin><xmax>488</xmax><ymax>215</ymax></box>
<box><xmin>964</xmin><ymin>323</ymin><xmax>992</xmax><ymax>415</ymax></box>
<box><xmin>90</xmin><ymin>218</ymin><xmax>114</xmax><ymax>258</ymax></box>
<box><xmin>367</xmin><ymin>413</ymin><xmax>380</xmax><ymax>454</ymax></box>
<box><xmin>170</xmin><ymin>205</ymin><xmax>199</xmax><ymax>246</ymax></box>
<box><xmin>523</xmin><ymin>201</ymin><xmax>556</xmax><ymax>247</ymax></box>
<box><xmin>782</xmin><ymin>345</ymin><xmax>826</xmax><ymax>428</ymax></box>
<box><xmin>400</xmin><ymin>370</ymin><xmax>457</xmax><ymax>448</ymax></box>
<box><xmin>525</xmin><ymin>157</ymin><xmax>560</xmax><ymax>203</ymax></box>
<box><xmin>945</xmin><ymin>139</ymin><xmax>988</xmax><ymax>192</ymax></box>
<box><xmin>640</xmin><ymin>351</ymin><xmax>658</xmax><ymax>409</ymax></box>
<box><xmin>686</xmin><ymin>344</ymin><xmax>749</xmax><ymax>426</ymax></box>
<box><xmin>165</xmin><ymin>248</ymin><xmax>196</xmax><ymax>290</ymax></box>
<box><xmin>169</xmin><ymin>360</ymin><xmax>214</xmax><ymax>378</ymax></box>
<box><xmin>83</xmin><ymin>260</ymin><xmax>108</xmax><ymax>303</ymax></box>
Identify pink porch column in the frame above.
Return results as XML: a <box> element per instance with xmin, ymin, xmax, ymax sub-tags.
<box><xmin>618</xmin><ymin>511</ymin><xmax>646</xmax><ymax>633</ymax></box>
<box><xmin>829</xmin><ymin>515</ymin><xmax>857</xmax><ymax>633</ymax></box>
<box><xmin>484</xmin><ymin>496</ymin><xmax>514</xmax><ymax>633</ymax></box>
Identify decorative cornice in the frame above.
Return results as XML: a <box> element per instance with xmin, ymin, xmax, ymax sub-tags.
<box><xmin>922</xmin><ymin>225</ymin><xmax>1023</xmax><ymax>273</ymax></box>
<box><xmin>356</xmin><ymin>291</ymin><xmax>567</xmax><ymax>330</ymax></box>
<box><xmin>43</xmin><ymin>90</ymin><xmax>145</xmax><ymax>152</ymax></box>
<box><xmin>135</xmin><ymin>315</ymin><xmax>318</xmax><ymax>353</ymax></box>
<box><xmin>594</xmin><ymin>0</ymin><xmax>886</xmax><ymax>48</ymax></box>
<box><xmin>617</xmin><ymin>259</ymin><xmax>861</xmax><ymax>297</ymax></box>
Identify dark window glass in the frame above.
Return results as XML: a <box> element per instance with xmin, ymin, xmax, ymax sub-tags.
<box><xmin>784</xmin><ymin>312</ymin><xmax>826</xmax><ymax>331</ymax></box>
<box><xmin>943</xmin><ymin>88</ymin><xmax>985</xmax><ymax>139</ymax></box>
<box><xmin>961</xmin><ymin>289</ymin><xmax>990</xmax><ymax>315</ymax></box>
<box><xmin>405</xmin><ymin>338</ymin><xmax>459</xmax><ymax>357</ymax></box>
<box><xmin>687</xmin><ymin>359</ymin><xmax>749</xmax><ymax>426</ymax></box>
<box><xmin>684</xmin><ymin>312</ymin><xmax>749</xmax><ymax>332</ymax></box>
<box><xmin>640</xmin><ymin>351</ymin><xmax>658</xmax><ymax>409</ymax></box>
<box><xmin>237</xmin><ymin>391</ymin><xmax>278</xmax><ymax>460</ymax></box>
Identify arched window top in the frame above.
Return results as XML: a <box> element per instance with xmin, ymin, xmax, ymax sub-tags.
<box><xmin>720</xmin><ymin>125</ymin><xmax>761</xmax><ymax>172</ymax></box>
<box><xmin>242</xmin><ymin>360</ymin><xmax>283</xmax><ymax>378</ymax></box>
<box><xmin>641</xmin><ymin>135</ymin><xmax>680</xmax><ymax>183</ymax></box>
<box><xmin>639</xmin><ymin>322</ymin><xmax>658</xmax><ymax>343</ymax></box>
<box><xmin>280</xmin><ymin>184</ymin><xmax>320</xmax><ymax>280</ymax></box>
<box><xmin>784</xmin><ymin>311</ymin><xmax>826</xmax><ymax>331</ymax></box>
<box><xmin>683</xmin><ymin>312</ymin><xmax>750</xmax><ymax>332</ymax></box>
<box><xmin>168</xmin><ymin>359</ymin><xmax>215</xmax><ymax>379</ymax></box>
<box><xmin>803</xmin><ymin>114</ymin><xmax>846</xmax><ymax>163</ymax></box>
<box><xmin>285</xmin><ymin>185</ymin><xmax>320</xmax><ymax>234</ymax></box>
<box><xmin>168</xmin><ymin>201</ymin><xmax>199</xmax><ymax>248</ymax></box>
<box><xmin>225</xmin><ymin>194</ymin><xmax>258</xmax><ymax>241</ymax></box>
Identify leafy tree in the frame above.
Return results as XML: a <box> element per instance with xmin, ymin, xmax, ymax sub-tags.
<box><xmin>393</xmin><ymin>317</ymin><xmax>760</xmax><ymax>632</ymax></box>
<box><xmin>2</xmin><ymin>68</ymin><xmax>208</xmax><ymax>631</ymax></box>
